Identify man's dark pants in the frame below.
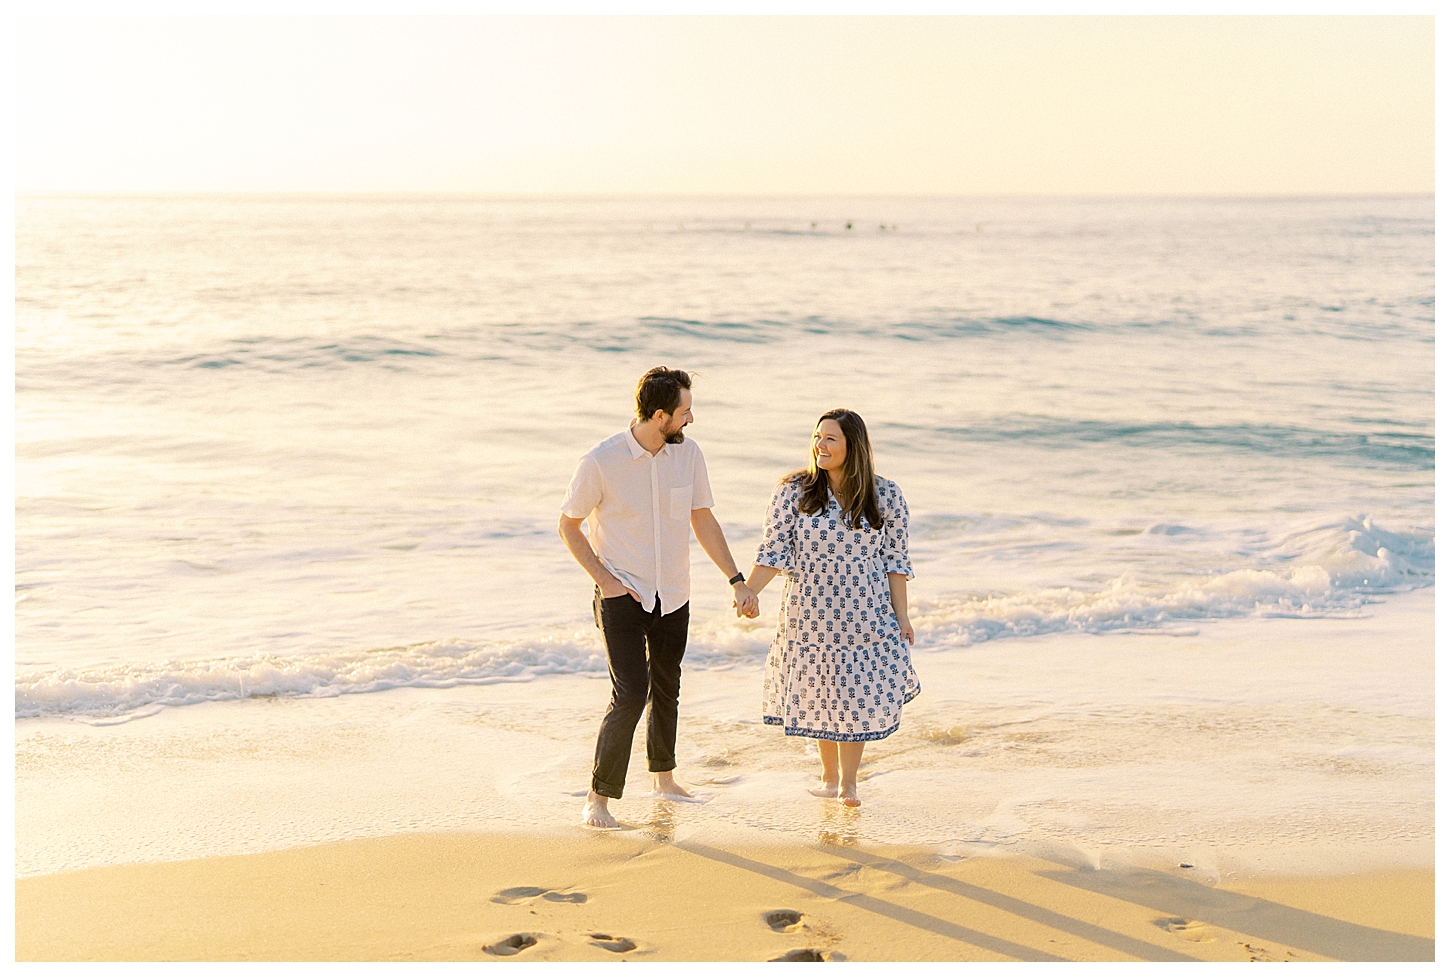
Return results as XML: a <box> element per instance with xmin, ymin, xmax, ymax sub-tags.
<box><xmin>591</xmin><ymin>588</ymin><xmax>689</xmax><ymax>799</ymax></box>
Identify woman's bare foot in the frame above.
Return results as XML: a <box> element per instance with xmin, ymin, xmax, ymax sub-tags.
<box><xmin>651</xmin><ymin>771</ymin><xmax>694</xmax><ymax>799</ymax></box>
<box><xmin>582</xmin><ymin>791</ymin><xmax>617</xmax><ymax>828</ymax></box>
<box><xmin>807</xmin><ymin>782</ymin><xmax>840</xmax><ymax>798</ymax></box>
<box><xmin>838</xmin><ymin>784</ymin><xmax>861</xmax><ymax>808</ymax></box>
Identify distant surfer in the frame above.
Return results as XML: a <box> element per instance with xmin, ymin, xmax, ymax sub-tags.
<box><xmin>560</xmin><ymin>367</ymin><xmax>758</xmax><ymax>828</ymax></box>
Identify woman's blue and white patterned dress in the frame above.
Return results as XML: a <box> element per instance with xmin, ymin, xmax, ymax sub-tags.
<box><xmin>755</xmin><ymin>475</ymin><xmax>920</xmax><ymax>742</ymax></box>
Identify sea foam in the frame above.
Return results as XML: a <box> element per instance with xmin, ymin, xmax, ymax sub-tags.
<box><xmin>16</xmin><ymin>515</ymin><xmax>1429</xmax><ymax>721</ymax></box>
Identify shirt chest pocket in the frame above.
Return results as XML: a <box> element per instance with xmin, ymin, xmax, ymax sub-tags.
<box><xmin>669</xmin><ymin>486</ymin><xmax>693</xmax><ymax>521</ymax></box>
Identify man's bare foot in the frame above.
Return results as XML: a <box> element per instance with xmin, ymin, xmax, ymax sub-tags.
<box><xmin>582</xmin><ymin>791</ymin><xmax>617</xmax><ymax>828</ymax></box>
<box><xmin>651</xmin><ymin>771</ymin><xmax>694</xmax><ymax>799</ymax></box>
<box><xmin>807</xmin><ymin>782</ymin><xmax>840</xmax><ymax>798</ymax></box>
<box><xmin>838</xmin><ymin>784</ymin><xmax>861</xmax><ymax>808</ymax></box>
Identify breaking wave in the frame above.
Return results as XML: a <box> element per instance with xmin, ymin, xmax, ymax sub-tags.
<box><xmin>17</xmin><ymin>515</ymin><xmax>1429</xmax><ymax>721</ymax></box>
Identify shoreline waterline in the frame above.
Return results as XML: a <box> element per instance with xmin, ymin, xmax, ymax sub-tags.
<box><xmin>16</xmin><ymin>588</ymin><xmax>1432</xmax><ymax>882</ymax></box>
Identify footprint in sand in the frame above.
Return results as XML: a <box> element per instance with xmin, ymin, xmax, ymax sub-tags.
<box><xmin>764</xmin><ymin>910</ymin><xmax>808</xmax><ymax>934</ymax></box>
<box><xmin>820</xmin><ymin>862</ymin><xmax>862</xmax><ymax>883</ymax></box>
<box><xmin>588</xmin><ymin>933</ymin><xmax>638</xmax><ymax>953</ymax></box>
<box><xmin>544</xmin><ymin>892</ymin><xmax>587</xmax><ymax>903</ymax></box>
<box><xmin>493</xmin><ymin>886</ymin><xmax>588</xmax><ymax>905</ymax></box>
<box><xmin>1153</xmin><ymin>917</ymin><xmax>1215</xmax><ymax>943</ymax></box>
<box><xmin>1238</xmin><ymin>941</ymin><xmax>1291</xmax><ymax>962</ymax></box>
<box><xmin>483</xmin><ymin>933</ymin><xmax>538</xmax><ymax>956</ymax></box>
<box><xmin>769</xmin><ymin>948</ymin><xmax>825</xmax><ymax>961</ymax></box>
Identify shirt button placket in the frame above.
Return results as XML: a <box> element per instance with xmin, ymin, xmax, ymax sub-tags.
<box><xmin>650</xmin><ymin>455</ymin><xmax>662</xmax><ymax>608</ymax></box>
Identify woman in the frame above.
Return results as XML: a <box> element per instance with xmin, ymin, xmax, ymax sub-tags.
<box><xmin>742</xmin><ymin>409</ymin><xmax>920</xmax><ymax>807</ymax></box>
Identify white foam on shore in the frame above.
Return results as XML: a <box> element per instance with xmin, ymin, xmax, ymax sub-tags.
<box><xmin>15</xmin><ymin>590</ymin><xmax>1432</xmax><ymax>880</ymax></box>
<box><xmin>17</xmin><ymin>513</ymin><xmax>1430</xmax><ymax>721</ymax></box>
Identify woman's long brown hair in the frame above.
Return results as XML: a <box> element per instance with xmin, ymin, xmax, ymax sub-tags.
<box><xmin>786</xmin><ymin>409</ymin><xmax>884</xmax><ymax>530</ymax></box>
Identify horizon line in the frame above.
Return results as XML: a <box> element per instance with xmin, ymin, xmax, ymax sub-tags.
<box><xmin>16</xmin><ymin>190</ymin><xmax>1435</xmax><ymax>200</ymax></box>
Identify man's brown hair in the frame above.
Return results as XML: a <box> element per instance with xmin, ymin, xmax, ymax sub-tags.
<box><xmin>635</xmin><ymin>367</ymin><xmax>692</xmax><ymax>422</ymax></box>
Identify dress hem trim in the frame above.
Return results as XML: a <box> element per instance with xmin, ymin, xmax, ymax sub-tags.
<box><xmin>761</xmin><ymin>685</ymin><xmax>919</xmax><ymax>742</ymax></box>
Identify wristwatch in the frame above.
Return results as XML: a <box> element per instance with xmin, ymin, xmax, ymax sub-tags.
<box><xmin>727</xmin><ymin>572</ymin><xmax>745</xmax><ymax>585</ymax></box>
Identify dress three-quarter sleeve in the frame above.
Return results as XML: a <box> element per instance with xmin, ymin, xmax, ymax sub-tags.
<box><xmin>754</xmin><ymin>478</ymin><xmax>800</xmax><ymax>573</ymax></box>
<box><xmin>879</xmin><ymin>478</ymin><xmax>913</xmax><ymax>579</ymax></box>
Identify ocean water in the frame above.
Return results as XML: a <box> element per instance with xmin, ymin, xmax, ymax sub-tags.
<box><xmin>13</xmin><ymin>195</ymin><xmax>1433</xmax><ymax>876</ymax></box>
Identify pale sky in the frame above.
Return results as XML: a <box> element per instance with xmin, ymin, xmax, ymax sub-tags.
<box><xmin>13</xmin><ymin>15</ymin><xmax>1435</xmax><ymax>195</ymax></box>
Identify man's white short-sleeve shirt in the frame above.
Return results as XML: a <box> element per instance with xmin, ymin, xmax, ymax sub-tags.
<box><xmin>561</xmin><ymin>427</ymin><xmax>714</xmax><ymax>615</ymax></box>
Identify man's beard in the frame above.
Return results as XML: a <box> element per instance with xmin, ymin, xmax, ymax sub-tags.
<box><xmin>664</xmin><ymin>427</ymin><xmax>685</xmax><ymax>444</ymax></box>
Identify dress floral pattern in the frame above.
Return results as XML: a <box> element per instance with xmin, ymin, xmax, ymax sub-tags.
<box><xmin>756</xmin><ymin>475</ymin><xmax>920</xmax><ymax>742</ymax></box>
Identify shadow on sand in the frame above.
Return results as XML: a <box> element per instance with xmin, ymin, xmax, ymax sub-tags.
<box><xmin>1032</xmin><ymin>856</ymin><xmax>1433</xmax><ymax>963</ymax></box>
<box><xmin>673</xmin><ymin>839</ymin><xmax>1067</xmax><ymax>961</ymax></box>
<box><xmin>673</xmin><ymin>838</ymin><xmax>1432</xmax><ymax>962</ymax></box>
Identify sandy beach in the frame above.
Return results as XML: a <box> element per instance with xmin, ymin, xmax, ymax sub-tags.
<box><xmin>15</xmin><ymin>593</ymin><xmax>1434</xmax><ymax>961</ymax></box>
<box><xmin>15</xmin><ymin>830</ymin><xmax>1432</xmax><ymax>962</ymax></box>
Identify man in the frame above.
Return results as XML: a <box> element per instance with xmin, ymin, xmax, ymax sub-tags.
<box><xmin>559</xmin><ymin>367</ymin><xmax>758</xmax><ymax>828</ymax></box>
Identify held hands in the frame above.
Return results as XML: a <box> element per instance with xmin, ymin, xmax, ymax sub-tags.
<box><xmin>732</xmin><ymin>581</ymin><xmax>760</xmax><ymax>619</ymax></box>
<box><xmin>600</xmin><ymin>575</ymin><xmax>756</xmax><ymax>616</ymax></box>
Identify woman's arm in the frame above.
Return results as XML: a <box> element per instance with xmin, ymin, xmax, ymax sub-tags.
<box><xmin>745</xmin><ymin>564</ymin><xmax>779</xmax><ymax>595</ymax></box>
<box><xmin>880</xmin><ymin>479</ymin><xmax>914</xmax><ymax>644</ymax></box>
<box><xmin>743</xmin><ymin>478</ymin><xmax>797</xmax><ymax>617</ymax></box>
<box><xmin>733</xmin><ymin>565</ymin><xmax>780</xmax><ymax>618</ymax></box>
<box><xmin>887</xmin><ymin>572</ymin><xmax>914</xmax><ymax>645</ymax></box>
